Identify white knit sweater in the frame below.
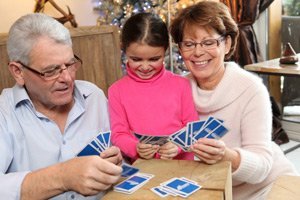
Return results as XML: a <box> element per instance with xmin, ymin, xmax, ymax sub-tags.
<box><xmin>188</xmin><ymin>62</ymin><xmax>298</xmax><ymax>200</ymax></box>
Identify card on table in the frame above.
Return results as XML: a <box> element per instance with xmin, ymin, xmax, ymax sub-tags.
<box><xmin>114</xmin><ymin>173</ymin><xmax>154</xmax><ymax>194</ymax></box>
<box><xmin>160</xmin><ymin>177</ymin><xmax>201</xmax><ymax>198</ymax></box>
<box><xmin>151</xmin><ymin>186</ymin><xmax>169</xmax><ymax>197</ymax></box>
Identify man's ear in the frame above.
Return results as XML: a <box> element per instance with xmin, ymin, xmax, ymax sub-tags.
<box><xmin>8</xmin><ymin>62</ymin><xmax>25</xmax><ymax>86</ymax></box>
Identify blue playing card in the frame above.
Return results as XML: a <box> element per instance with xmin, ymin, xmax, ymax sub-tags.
<box><xmin>77</xmin><ymin>144</ymin><xmax>100</xmax><ymax>157</ymax></box>
<box><xmin>193</xmin><ymin>118</ymin><xmax>221</xmax><ymax>140</ymax></box>
<box><xmin>102</xmin><ymin>131</ymin><xmax>111</xmax><ymax>147</ymax></box>
<box><xmin>91</xmin><ymin>140</ymin><xmax>105</xmax><ymax>152</ymax></box>
<box><xmin>96</xmin><ymin>133</ymin><xmax>106</xmax><ymax>147</ymax></box>
<box><xmin>163</xmin><ymin>178</ymin><xmax>200</xmax><ymax>197</ymax></box>
<box><xmin>190</xmin><ymin>121</ymin><xmax>205</xmax><ymax>136</ymax></box>
<box><xmin>151</xmin><ymin>186</ymin><xmax>169</xmax><ymax>197</ymax></box>
<box><xmin>114</xmin><ymin>174</ymin><xmax>150</xmax><ymax>194</ymax></box>
<box><xmin>206</xmin><ymin>124</ymin><xmax>228</xmax><ymax>139</ymax></box>
<box><xmin>134</xmin><ymin>132</ymin><xmax>144</xmax><ymax>140</ymax></box>
<box><xmin>77</xmin><ymin>131</ymin><xmax>112</xmax><ymax>157</ymax></box>
<box><xmin>121</xmin><ymin>163</ymin><xmax>139</xmax><ymax>177</ymax></box>
<box><xmin>135</xmin><ymin>132</ymin><xmax>169</xmax><ymax>145</ymax></box>
<box><xmin>169</xmin><ymin>129</ymin><xmax>190</xmax><ymax>151</ymax></box>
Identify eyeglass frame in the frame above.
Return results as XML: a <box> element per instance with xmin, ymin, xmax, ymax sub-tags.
<box><xmin>16</xmin><ymin>54</ymin><xmax>82</xmax><ymax>81</ymax></box>
<box><xmin>178</xmin><ymin>35</ymin><xmax>226</xmax><ymax>52</ymax></box>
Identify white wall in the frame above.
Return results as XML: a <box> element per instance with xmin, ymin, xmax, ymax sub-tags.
<box><xmin>0</xmin><ymin>0</ymin><xmax>99</xmax><ymax>33</ymax></box>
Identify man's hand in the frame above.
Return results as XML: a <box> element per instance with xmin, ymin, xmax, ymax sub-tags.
<box><xmin>60</xmin><ymin>156</ymin><xmax>122</xmax><ymax>196</ymax></box>
<box><xmin>100</xmin><ymin>146</ymin><xmax>123</xmax><ymax>166</ymax></box>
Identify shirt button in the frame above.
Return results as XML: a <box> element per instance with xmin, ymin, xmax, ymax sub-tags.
<box><xmin>71</xmin><ymin>194</ymin><xmax>75</xmax><ymax>199</ymax></box>
<box><xmin>62</xmin><ymin>140</ymin><xmax>66</xmax><ymax>145</ymax></box>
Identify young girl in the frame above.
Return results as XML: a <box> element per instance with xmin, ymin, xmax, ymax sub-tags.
<box><xmin>108</xmin><ymin>13</ymin><xmax>198</xmax><ymax>162</ymax></box>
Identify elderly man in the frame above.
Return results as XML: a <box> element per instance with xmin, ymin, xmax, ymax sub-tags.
<box><xmin>0</xmin><ymin>13</ymin><xmax>122</xmax><ymax>200</ymax></box>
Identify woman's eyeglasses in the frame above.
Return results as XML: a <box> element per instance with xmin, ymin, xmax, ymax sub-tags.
<box><xmin>179</xmin><ymin>36</ymin><xmax>225</xmax><ymax>52</ymax></box>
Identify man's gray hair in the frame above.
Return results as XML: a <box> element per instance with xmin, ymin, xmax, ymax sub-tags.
<box><xmin>7</xmin><ymin>13</ymin><xmax>72</xmax><ymax>65</ymax></box>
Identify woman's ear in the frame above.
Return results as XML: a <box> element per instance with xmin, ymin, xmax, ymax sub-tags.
<box><xmin>224</xmin><ymin>36</ymin><xmax>232</xmax><ymax>55</ymax></box>
<box><xmin>8</xmin><ymin>62</ymin><xmax>25</xmax><ymax>86</ymax></box>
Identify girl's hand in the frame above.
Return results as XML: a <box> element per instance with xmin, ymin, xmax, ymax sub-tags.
<box><xmin>137</xmin><ymin>143</ymin><xmax>159</xmax><ymax>159</ymax></box>
<box><xmin>158</xmin><ymin>142</ymin><xmax>179</xmax><ymax>160</ymax></box>
<box><xmin>190</xmin><ymin>138</ymin><xmax>226</xmax><ymax>164</ymax></box>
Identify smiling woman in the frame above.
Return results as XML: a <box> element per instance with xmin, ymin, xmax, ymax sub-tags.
<box><xmin>170</xmin><ymin>1</ymin><xmax>299</xmax><ymax>200</ymax></box>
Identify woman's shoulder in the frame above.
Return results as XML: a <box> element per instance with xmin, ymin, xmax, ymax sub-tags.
<box><xmin>225</xmin><ymin>62</ymin><xmax>264</xmax><ymax>86</ymax></box>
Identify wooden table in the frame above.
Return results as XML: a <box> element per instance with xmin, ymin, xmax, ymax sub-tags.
<box><xmin>244</xmin><ymin>54</ymin><xmax>300</xmax><ymax>76</ymax></box>
<box><xmin>103</xmin><ymin>159</ymin><xmax>232</xmax><ymax>200</ymax></box>
<box><xmin>267</xmin><ymin>175</ymin><xmax>300</xmax><ymax>200</ymax></box>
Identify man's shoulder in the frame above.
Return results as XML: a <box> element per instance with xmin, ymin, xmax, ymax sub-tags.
<box><xmin>75</xmin><ymin>80</ymin><xmax>104</xmax><ymax>94</ymax></box>
<box><xmin>74</xmin><ymin>80</ymin><xmax>107</xmax><ymax>102</ymax></box>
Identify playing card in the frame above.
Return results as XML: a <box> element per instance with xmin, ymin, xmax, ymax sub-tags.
<box><xmin>101</xmin><ymin>131</ymin><xmax>111</xmax><ymax>147</ymax></box>
<box><xmin>134</xmin><ymin>133</ymin><xmax>169</xmax><ymax>145</ymax></box>
<box><xmin>77</xmin><ymin>144</ymin><xmax>100</xmax><ymax>157</ymax></box>
<box><xmin>169</xmin><ymin>129</ymin><xmax>189</xmax><ymax>151</ymax></box>
<box><xmin>114</xmin><ymin>173</ymin><xmax>153</xmax><ymax>194</ymax></box>
<box><xmin>193</xmin><ymin>118</ymin><xmax>222</xmax><ymax>141</ymax></box>
<box><xmin>134</xmin><ymin>132</ymin><xmax>144</xmax><ymax>140</ymax></box>
<box><xmin>96</xmin><ymin>133</ymin><xmax>107</xmax><ymax>148</ymax></box>
<box><xmin>91</xmin><ymin>139</ymin><xmax>106</xmax><ymax>152</ymax></box>
<box><xmin>188</xmin><ymin>120</ymin><xmax>206</xmax><ymax>143</ymax></box>
<box><xmin>161</xmin><ymin>177</ymin><xmax>201</xmax><ymax>197</ymax></box>
<box><xmin>157</xmin><ymin>185</ymin><xmax>178</xmax><ymax>196</ymax></box>
<box><xmin>169</xmin><ymin>128</ymin><xmax>188</xmax><ymax>145</ymax></box>
<box><xmin>151</xmin><ymin>186</ymin><xmax>169</xmax><ymax>197</ymax></box>
<box><xmin>146</xmin><ymin>136</ymin><xmax>169</xmax><ymax>145</ymax></box>
<box><xmin>121</xmin><ymin>163</ymin><xmax>139</xmax><ymax>177</ymax></box>
<box><xmin>206</xmin><ymin>124</ymin><xmax>228</xmax><ymax>139</ymax></box>
<box><xmin>77</xmin><ymin>131</ymin><xmax>111</xmax><ymax>156</ymax></box>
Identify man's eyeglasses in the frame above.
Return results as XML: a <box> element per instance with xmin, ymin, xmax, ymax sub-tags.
<box><xmin>17</xmin><ymin>55</ymin><xmax>82</xmax><ymax>81</ymax></box>
<box><xmin>179</xmin><ymin>36</ymin><xmax>225</xmax><ymax>52</ymax></box>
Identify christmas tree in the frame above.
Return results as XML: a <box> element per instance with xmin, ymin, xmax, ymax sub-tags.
<box><xmin>93</xmin><ymin>0</ymin><xmax>200</xmax><ymax>74</ymax></box>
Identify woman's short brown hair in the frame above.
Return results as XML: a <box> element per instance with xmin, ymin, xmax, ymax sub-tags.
<box><xmin>170</xmin><ymin>1</ymin><xmax>239</xmax><ymax>60</ymax></box>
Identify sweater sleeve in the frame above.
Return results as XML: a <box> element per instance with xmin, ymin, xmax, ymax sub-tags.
<box><xmin>108</xmin><ymin>85</ymin><xmax>139</xmax><ymax>160</ymax></box>
<box><xmin>232</xmin><ymin>82</ymin><xmax>273</xmax><ymax>184</ymax></box>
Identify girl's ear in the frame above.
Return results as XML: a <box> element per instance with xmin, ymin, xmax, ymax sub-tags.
<box><xmin>8</xmin><ymin>62</ymin><xmax>25</xmax><ymax>86</ymax></box>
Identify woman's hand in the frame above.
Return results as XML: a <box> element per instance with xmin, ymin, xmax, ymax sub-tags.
<box><xmin>158</xmin><ymin>142</ymin><xmax>179</xmax><ymax>159</ymax></box>
<box><xmin>137</xmin><ymin>143</ymin><xmax>159</xmax><ymax>159</ymax></box>
<box><xmin>190</xmin><ymin>138</ymin><xmax>226</xmax><ymax>164</ymax></box>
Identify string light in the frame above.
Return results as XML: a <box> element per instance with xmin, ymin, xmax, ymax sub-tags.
<box><xmin>93</xmin><ymin>0</ymin><xmax>191</xmax><ymax>74</ymax></box>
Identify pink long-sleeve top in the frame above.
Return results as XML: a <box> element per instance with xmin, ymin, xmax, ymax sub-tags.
<box><xmin>108</xmin><ymin>65</ymin><xmax>198</xmax><ymax>161</ymax></box>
